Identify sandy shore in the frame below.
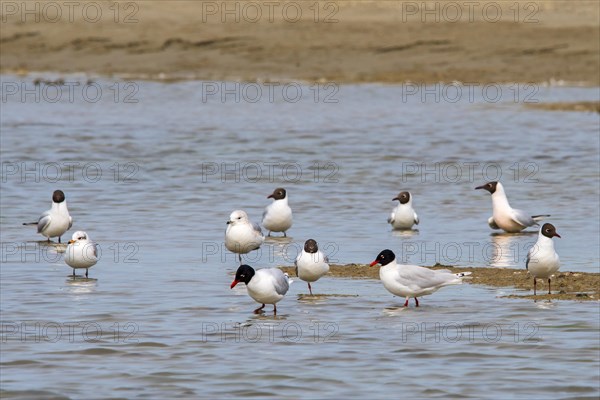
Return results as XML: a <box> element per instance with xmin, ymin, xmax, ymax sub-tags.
<box><xmin>280</xmin><ymin>264</ymin><xmax>600</xmax><ymax>301</ymax></box>
<box><xmin>1</xmin><ymin>1</ymin><xmax>598</xmax><ymax>85</ymax></box>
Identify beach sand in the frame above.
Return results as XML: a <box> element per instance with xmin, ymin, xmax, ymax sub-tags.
<box><xmin>1</xmin><ymin>1</ymin><xmax>599</xmax><ymax>85</ymax></box>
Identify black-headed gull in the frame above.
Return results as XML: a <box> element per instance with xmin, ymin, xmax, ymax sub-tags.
<box><xmin>295</xmin><ymin>239</ymin><xmax>330</xmax><ymax>295</ymax></box>
<box><xmin>476</xmin><ymin>181</ymin><xmax>550</xmax><ymax>233</ymax></box>
<box><xmin>262</xmin><ymin>187</ymin><xmax>293</xmax><ymax>237</ymax></box>
<box><xmin>388</xmin><ymin>191</ymin><xmax>419</xmax><ymax>230</ymax></box>
<box><xmin>369</xmin><ymin>249</ymin><xmax>471</xmax><ymax>307</ymax></box>
<box><xmin>225</xmin><ymin>210</ymin><xmax>264</xmax><ymax>264</ymax></box>
<box><xmin>230</xmin><ymin>264</ymin><xmax>291</xmax><ymax>314</ymax></box>
<box><xmin>65</xmin><ymin>231</ymin><xmax>98</xmax><ymax>278</ymax></box>
<box><xmin>526</xmin><ymin>223</ymin><xmax>561</xmax><ymax>295</ymax></box>
<box><xmin>23</xmin><ymin>190</ymin><xmax>73</xmax><ymax>243</ymax></box>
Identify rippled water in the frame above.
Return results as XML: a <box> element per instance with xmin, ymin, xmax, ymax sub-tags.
<box><xmin>1</xmin><ymin>75</ymin><xmax>599</xmax><ymax>399</ymax></box>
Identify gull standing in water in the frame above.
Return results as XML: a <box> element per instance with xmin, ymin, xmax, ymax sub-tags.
<box><xmin>225</xmin><ymin>210</ymin><xmax>264</xmax><ymax>264</ymax></box>
<box><xmin>295</xmin><ymin>239</ymin><xmax>330</xmax><ymax>295</ymax></box>
<box><xmin>65</xmin><ymin>231</ymin><xmax>98</xmax><ymax>278</ymax></box>
<box><xmin>369</xmin><ymin>249</ymin><xmax>471</xmax><ymax>307</ymax></box>
<box><xmin>23</xmin><ymin>190</ymin><xmax>73</xmax><ymax>243</ymax></box>
<box><xmin>475</xmin><ymin>181</ymin><xmax>550</xmax><ymax>233</ymax></box>
<box><xmin>230</xmin><ymin>264</ymin><xmax>291</xmax><ymax>314</ymax></box>
<box><xmin>262</xmin><ymin>188</ymin><xmax>292</xmax><ymax>237</ymax></box>
<box><xmin>388</xmin><ymin>191</ymin><xmax>419</xmax><ymax>230</ymax></box>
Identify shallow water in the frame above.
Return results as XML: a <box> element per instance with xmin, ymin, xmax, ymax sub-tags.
<box><xmin>1</xmin><ymin>76</ymin><xmax>599</xmax><ymax>398</ymax></box>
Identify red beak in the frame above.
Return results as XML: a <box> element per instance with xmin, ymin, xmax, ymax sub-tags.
<box><xmin>554</xmin><ymin>233</ymin><xmax>561</xmax><ymax>238</ymax></box>
<box><xmin>267</xmin><ymin>194</ymin><xmax>273</xmax><ymax>199</ymax></box>
<box><xmin>369</xmin><ymin>260</ymin><xmax>379</xmax><ymax>267</ymax></box>
<box><xmin>230</xmin><ymin>280</ymin><xmax>239</xmax><ymax>289</ymax></box>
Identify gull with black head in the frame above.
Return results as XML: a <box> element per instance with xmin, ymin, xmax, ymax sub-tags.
<box><xmin>262</xmin><ymin>187</ymin><xmax>292</xmax><ymax>237</ymax></box>
<box><xmin>475</xmin><ymin>181</ymin><xmax>549</xmax><ymax>233</ymax></box>
<box><xmin>526</xmin><ymin>223</ymin><xmax>561</xmax><ymax>295</ymax></box>
<box><xmin>370</xmin><ymin>249</ymin><xmax>471</xmax><ymax>307</ymax></box>
<box><xmin>23</xmin><ymin>190</ymin><xmax>73</xmax><ymax>243</ymax></box>
<box><xmin>388</xmin><ymin>191</ymin><xmax>419</xmax><ymax>230</ymax></box>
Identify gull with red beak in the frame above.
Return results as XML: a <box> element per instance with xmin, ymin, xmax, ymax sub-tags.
<box><xmin>526</xmin><ymin>223</ymin><xmax>561</xmax><ymax>295</ymax></box>
<box><xmin>369</xmin><ymin>249</ymin><xmax>471</xmax><ymax>307</ymax></box>
<box><xmin>230</xmin><ymin>265</ymin><xmax>291</xmax><ymax>315</ymax></box>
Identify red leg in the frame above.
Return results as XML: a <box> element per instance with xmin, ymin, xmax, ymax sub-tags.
<box><xmin>414</xmin><ymin>297</ymin><xmax>419</xmax><ymax>307</ymax></box>
<box><xmin>548</xmin><ymin>278</ymin><xmax>551</xmax><ymax>295</ymax></box>
<box><xmin>403</xmin><ymin>297</ymin><xmax>409</xmax><ymax>307</ymax></box>
<box><xmin>533</xmin><ymin>278</ymin><xmax>537</xmax><ymax>295</ymax></box>
<box><xmin>308</xmin><ymin>282</ymin><xmax>312</xmax><ymax>295</ymax></box>
<box><xmin>273</xmin><ymin>304</ymin><xmax>277</xmax><ymax>315</ymax></box>
<box><xmin>254</xmin><ymin>304</ymin><xmax>265</xmax><ymax>314</ymax></box>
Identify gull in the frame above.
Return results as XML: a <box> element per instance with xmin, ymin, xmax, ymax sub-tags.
<box><xmin>388</xmin><ymin>191</ymin><xmax>419</xmax><ymax>230</ymax></box>
<box><xmin>225</xmin><ymin>210</ymin><xmax>264</xmax><ymax>264</ymax></box>
<box><xmin>475</xmin><ymin>181</ymin><xmax>550</xmax><ymax>233</ymax></box>
<box><xmin>23</xmin><ymin>190</ymin><xmax>73</xmax><ymax>243</ymax></box>
<box><xmin>262</xmin><ymin>187</ymin><xmax>293</xmax><ymax>237</ymax></box>
<box><xmin>295</xmin><ymin>239</ymin><xmax>330</xmax><ymax>295</ymax></box>
<box><xmin>230</xmin><ymin>264</ymin><xmax>291</xmax><ymax>314</ymax></box>
<box><xmin>526</xmin><ymin>223</ymin><xmax>561</xmax><ymax>295</ymax></box>
<box><xmin>65</xmin><ymin>231</ymin><xmax>98</xmax><ymax>278</ymax></box>
<box><xmin>369</xmin><ymin>249</ymin><xmax>471</xmax><ymax>307</ymax></box>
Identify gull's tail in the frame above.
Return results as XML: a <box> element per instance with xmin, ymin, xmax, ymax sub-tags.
<box><xmin>284</xmin><ymin>272</ymin><xmax>294</xmax><ymax>285</ymax></box>
<box><xmin>532</xmin><ymin>214</ymin><xmax>550</xmax><ymax>222</ymax></box>
<box><xmin>22</xmin><ymin>222</ymin><xmax>37</xmax><ymax>226</ymax></box>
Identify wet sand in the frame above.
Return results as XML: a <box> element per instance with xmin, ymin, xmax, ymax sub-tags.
<box><xmin>1</xmin><ymin>1</ymin><xmax>599</xmax><ymax>85</ymax></box>
<box><xmin>280</xmin><ymin>264</ymin><xmax>600</xmax><ymax>301</ymax></box>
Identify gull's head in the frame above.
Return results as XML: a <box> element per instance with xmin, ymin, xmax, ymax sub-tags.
<box><xmin>230</xmin><ymin>264</ymin><xmax>256</xmax><ymax>288</ymax></box>
<box><xmin>268</xmin><ymin>187</ymin><xmax>287</xmax><ymax>200</ymax></box>
<box><xmin>227</xmin><ymin>210</ymin><xmax>249</xmax><ymax>225</ymax></box>
<box><xmin>68</xmin><ymin>231</ymin><xmax>89</xmax><ymax>244</ymax></box>
<box><xmin>393</xmin><ymin>191</ymin><xmax>411</xmax><ymax>204</ymax></box>
<box><xmin>475</xmin><ymin>181</ymin><xmax>499</xmax><ymax>194</ymax></box>
<box><xmin>304</xmin><ymin>239</ymin><xmax>319</xmax><ymax>254</ymax></box>
<box><xmin>541</xmin><ymin>223</ymin><xmax>561</xmax><ymax>239</ymax></box>
<box><xmin>52</xmin><ymin>190</ymin><xmax>66</xmax><ymax>203</ymax></box>
<box><xmin>370</xmin><ymin>249</ymin><xmax>396</xmax><ymax>267</ymax></box>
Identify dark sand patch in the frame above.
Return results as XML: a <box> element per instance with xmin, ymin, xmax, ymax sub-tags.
<box><xmin>280</xmin><ymin>264</ymin><xmax>600</xmax><ymax>301</ymax></box>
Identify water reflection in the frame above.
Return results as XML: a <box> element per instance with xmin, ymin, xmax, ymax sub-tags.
<box><xmin>65</xmin><ymin>276</ymin><xmax>98</xmax><ymax>294</ymax></box>
<box><xmin>488</xmin><ymin>232</ymin><xmax>536</xmax><ymax>268</ymax></box>
<box><xmin>391</xmin><ymin>229</ymin><xmax>420</xmax><ymax>239</ymax></box>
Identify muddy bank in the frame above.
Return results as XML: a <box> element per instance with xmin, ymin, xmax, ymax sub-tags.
<box><xmin>279</xmin><ymin>264</ymin><xmax>600</xmax><ymax>301</ymax></box>
<box><xmin>526</xmin><ymin>101</ymin><xmax>600</xmax><ymax>113</ymax></box>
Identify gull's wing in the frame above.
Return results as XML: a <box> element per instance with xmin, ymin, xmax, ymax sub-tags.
<box><xmin>68</xmin><ymin>215</ymin><xmax>73</xmax><ymax>230</ymax></box>
<box><xmin>398</xmin><ymin>265</ymin><xmax>458</xmax><ymax>291</ymax></box>
<box><xmin>511</xmin><ymin>208</ymin><xmax>535</xmax><ymax>228</ymax></box>
<box><xmin>526</xmin><ymin>245</ymin><xmax>536</xmax><ymax>270</ymax></box>
<box><xmin>487</xmin><ymin>216</ymin><xmax>500</xmax><ymax>230</ymax></box>
<box><xmin>387</xmin><ymin>211</ymin><xmax>395</xmax><ymax>225</ymax></box>
<box><xmin>252</xmin><ymin>221</ymin><xmax>263</xmax><ymax>236</ymax></box>
<box><xmin>414</xmin><ymin>211</ymin><xmax>419</xmax><ymax>225</ymax></box>
<box><xmin>270</xmin><ymin>269</ymin><xmax>289</xmax><ymax>295</ymax></box>
<box><xmin>37</xmin><ymin>211</ymin><xmax>51</xmax><ymax>233</ymax></box>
